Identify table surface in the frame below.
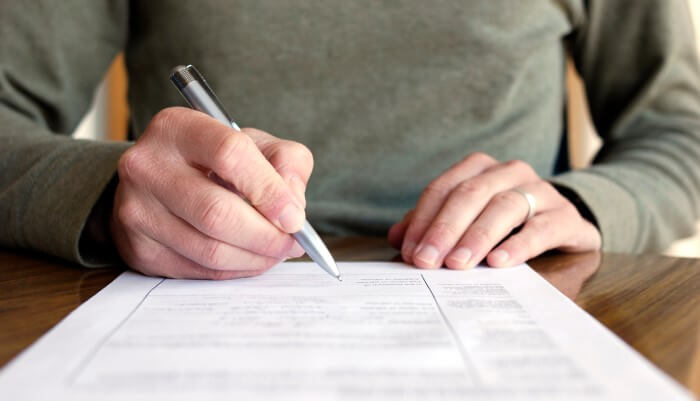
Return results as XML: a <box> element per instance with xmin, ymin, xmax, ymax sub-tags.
<box><xmin>1</xmin><ymin>237</ymin><xmax>699</xmax><ymax>397</ymax></box>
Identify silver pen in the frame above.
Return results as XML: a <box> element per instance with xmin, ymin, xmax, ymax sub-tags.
<box><xmin>170</xmin><ymin>64</ymin><xmax>342</xmax><ymax>281</ymax></box>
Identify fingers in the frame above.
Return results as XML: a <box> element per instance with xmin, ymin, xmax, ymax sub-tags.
<box><xmin>397</xmin><ymin>153</ymin><xmax>601</xmax><ymax>270</ymax></box>
<box><xmin>401</xmin><ymin>153</ymin><xmax>499</xmax><ymax>262</ymax></box>
<box><xmin>487</xmin><ymin>206</ymin><xmax>601</xmax><ymax>268</ymax></box>
<box><xmin>112</xmin><ymin>189</ymin><xmax>293</xmax><ymax>277</ymax></box>
<box><xmin>124</xmin><ymin>198</ymin><xmax>297</xmax><ymax>272</ymax></box>
<box><xmin>160</xmin><ymin>108</ymin><xmax>305</xmax><ymax>233</ymax></box>
<box><xmin>388</xmin><ymin>210</ymin><xmax>414</xmax><ymax>249</ymax></box>
<box><xmin>124</xmin><ymin>232</ymin><xmax>276</xmax><ymax>280</ymax></box>
<box><xmin>405</xmin><ymin>159</ymin><xmax>538</xmax><ymax>267</ymax></box>
<box><xmin>247</xmin><ymin>128</ymin><xmax>314</xmax><ymax>208</ymax></box>
<box><xmin>110</xmin><ymin>192</ymin><xmax>278</xmax><ymax>279</ymax></box>
<box><xmin>113</xmin><ymin>107</ymin><xmax>317</xmax><ymax>280</ymax></box>
<box><xmin>442</xmin><ymin>182</ymin><xmax>560</xmax><ymax>269</ymax></box>
<box><xmin>120</xmin><ymin>153</ymin><xmax>303</xmax><ymax>260</ymax></box>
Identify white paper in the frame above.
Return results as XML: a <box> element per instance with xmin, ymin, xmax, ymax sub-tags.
<box><xmin>0</xmin><ymin>262</ymin><xmax>693</xmax><ymax>401</ymax></box>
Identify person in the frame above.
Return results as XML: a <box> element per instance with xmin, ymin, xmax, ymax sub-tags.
<box><xmin>1</xmin><ymin>1</ymin><xmax>699</xmax><ymax>280</ymax></box>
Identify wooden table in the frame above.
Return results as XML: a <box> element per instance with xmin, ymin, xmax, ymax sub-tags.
<box><xmin>1</xmin><ymin>237</ymin><xmax>699</xmax><ymax>397</ymax></box>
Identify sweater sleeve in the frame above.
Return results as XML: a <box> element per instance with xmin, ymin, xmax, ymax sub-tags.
<box><xmin>0</xmin><ymin>1</ymin><xmax>131</xmax><ymax>266</ymax></box>
<box><xmin>549</xmin><ymin>0</ymin><xmax>700</xmax><ymax>252</ymax></box>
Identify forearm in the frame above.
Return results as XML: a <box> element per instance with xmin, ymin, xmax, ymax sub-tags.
<box><xmin>562</xmin><ymin>0</ymin><xmax>700</xmax><ymax>252</ymax></box>
<box><xmin>0</xmin><ymin>111</ymin><xmax>130</xmax><ymax>264</ymax></box>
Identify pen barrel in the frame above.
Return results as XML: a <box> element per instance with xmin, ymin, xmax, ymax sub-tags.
<box><xmin>170</xmin><ymin>65</ymin><xmax>239</xmax><ymax>131</ymax></box>
<box><xmin>169</xmin><ymin>64</ymin><xmax>339</xmax><ymax>280</ymax></box>
<box><xmin>293</xmin><ymin>221</ymin><xmax>342</xmax><ymax>279</ymax></box>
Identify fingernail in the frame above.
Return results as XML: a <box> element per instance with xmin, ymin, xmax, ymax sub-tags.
<box><xmin>490</xmin><ymin>249</ymin><xmax>509</xmax><ymax>265</ymax></box>
<box><xmin>414</xmin><ymin>244</ymin><xmax>440</xmax><ymax>268</ymax></box>
<box><xmin>277</xmin><ymin>203</ymin><xmax>305</xmax><ymax>233</ymax></box>
<box><xmin>287</xmin><ymin>175</ymin><xmax>306</xmax><ymax>209</ymax></box>
<box><xmin>448</xmin><ymin>247</ymin><xmax>472</xmax><ymax>269</ymax></box>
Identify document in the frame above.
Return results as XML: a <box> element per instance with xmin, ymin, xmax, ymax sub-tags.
<box><xmin>0</xmin><ymin>262</ymin><xmax>693</xmax><ymax>401</ymax></box>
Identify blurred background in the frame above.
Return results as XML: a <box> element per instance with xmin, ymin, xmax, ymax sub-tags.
<box><xmin>73</xmin><ymin>0</ymin><xmax>700</xmax><ymax>257</ymax></box>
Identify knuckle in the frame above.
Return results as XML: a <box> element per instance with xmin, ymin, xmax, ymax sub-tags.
<box><xmin>504</xmin><ymin>159</ymin><xmax>525</xmax><ymax>169</ymax></box>
<box><xmin>492</xmin><ymin>191</ymin><xmax>524</xmax><ymax>210</ymax></box>
<box><xmin>426</xmin><ymin>222</ymin><xmax>461</xmax><ymax>244</ymax></box>
<box><xmin>212</xmin><ymin>134</ymin><xmax>253</xmax><ymax>176</ymax></box>
<box><xmin>247</xmin><ymin>174</ymin><xmax>284</xmax><ymax>208</ymax></box>
<box><xmin>285</xmin><ymin>142</ymin><xmax>314</xmax><ymax>168</ymax></box>
<box><xmin>197</xmin><ymin>193</ymin><xmax>234</xmax><ymax>236</ymax></box>
<box><xmin>149</xmin><ymin>108</ymin><xmax>181</xmax><ymax>134</ymax></box>
<box><xmin>117</xmin><ymin>147</ymin><xmax>149</xmax><ymax>183</ymax></box>
<box><xmin>241</xmin><ymin>126</ymin><xmax>269</xmax><ymax>139</ymax></box>
<box><xmin>128</xmin><ymin>239</ymin><xmax>159</xmax><ymax>271</ymax></box>
<box><xmin>505</xmin><ymin>159</ymin><xmax>535</xmax><ymax>175</ymax></box>
<box><xmin>199</xmin><ymin>241</ymin><xmax>226</xmax><ymax>269</ymax></box>
<box><xmin>453</xmin><ymin>180</ymin><xmax>488</xmax><ymax>199</ymax></box>
<box><xmin>424</xmin><ymin>180</ymin><xmax>451</xmax><ymax>198</ymax></box>
<box><xmin>467</xmin><ymin>225</ymin><xmax>493</xmax><ymax>245</ymax></box>
<box><xmin>269</xmin><ymin>141</ymin><xmax>315</xmax><ymax>178</ymax></box>
<box><xmin>116</xmin><ymin>200</ymin><xmax>146</xmax><ymax>230</ymax></box>
<box><xmin>464</xmin><ymin>152</ymin><xmax>495</xmax><ymax>165</ymax></box>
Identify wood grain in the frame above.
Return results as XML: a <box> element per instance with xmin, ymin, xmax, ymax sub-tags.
<box><xmin>0</xmin><ymin>250</ymin><xmax>122</xmax><ymax>365</ymax></box>
<box><xmin>0</xmin><ymin>239</ymin><xmax>698</xmax><ymax>397</ymax></box>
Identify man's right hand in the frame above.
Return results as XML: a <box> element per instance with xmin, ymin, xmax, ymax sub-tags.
<box><xmin>110</xmin><ymin>107</ymin><xmax>313</xmax><ymax>280</ymax></box>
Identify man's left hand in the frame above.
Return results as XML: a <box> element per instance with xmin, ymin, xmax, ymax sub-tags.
<box><xmin>388</xmin><ymin>153</ymin><xmax>601</xmax><ymax>269</ymax></box>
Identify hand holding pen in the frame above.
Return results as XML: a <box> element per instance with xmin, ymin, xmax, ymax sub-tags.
<box><xmin>109</xmin><ymin>65</ymin><xmax>340</xmax><ymax>280</ymax></box>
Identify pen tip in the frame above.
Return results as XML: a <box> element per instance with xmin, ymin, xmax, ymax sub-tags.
<box><xmin>337</xmin><ymin>275</ymin><xmax>343</xmax><ymax>282</ymax></box>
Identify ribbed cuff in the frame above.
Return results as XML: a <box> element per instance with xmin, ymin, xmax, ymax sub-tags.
<box><xmin>549</xmin><ymin>169</ymin><xmax>640</xmax><ymax>253</ymax></box>
<box><xmin>16</xmin><ymin>139</ymin><xmax>131</xmax><ymax>267</ymax></box>
<box><xmin>77</xmin><ymin>173</ymin><xmax>121</xmax><ymax>267</ymax></box>
<box><xmin>71</xmin><ymin>141</ymin><xmax>131</xmax><ymax>267</ymax></box>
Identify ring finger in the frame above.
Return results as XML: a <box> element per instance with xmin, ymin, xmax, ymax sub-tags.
<box><xmin>400</xmin><ymin>153</ymin><xmax>498</xmax><ymax>263</ymax></box>
<box><xmin>442</xmin><ymin>181</ymin><xmax>562</xmax><ymax>269</ymax></box>
<box><xmin>410</xmin><ymin>163</ymin><xmax>539</xmax><ymax>268</ymax></box>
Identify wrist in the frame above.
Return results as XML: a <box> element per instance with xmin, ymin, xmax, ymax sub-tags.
<box><xmin>78</xmin><ymin>175</ymin><xmax>121</xmax><ymax>265</ymax></box>
<box><xmin>550</xmin><ymin>182</ymin><xmax>599</xmax><ymax>229</ymax></box>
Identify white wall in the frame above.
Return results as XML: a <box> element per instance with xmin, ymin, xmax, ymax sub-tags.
<box><xmin>71</xmin><ymin>78</ymin><xmax>109</xmax><ymax>140</ymax></box>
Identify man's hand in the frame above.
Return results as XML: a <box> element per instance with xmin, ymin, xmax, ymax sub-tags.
<box><xmin>110</xmin><ymin>107</ymin><xmax>313</xmax><ymax>279</ymax></box>
<box><xmin>388</xmin><ymin>153</ymin><xmax>601</xmax><ymax>269</ymax></box>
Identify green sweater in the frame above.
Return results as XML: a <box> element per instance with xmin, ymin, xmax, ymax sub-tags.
<box><xmin>1</xmin><ymin>1</ymin><xmax>699</xmax><ymax>266</ymax></box>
